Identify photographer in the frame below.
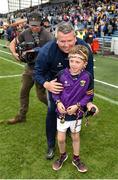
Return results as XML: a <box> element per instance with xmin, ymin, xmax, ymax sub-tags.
<box><xmin>7</xmin><ymin>12</ymin><xmax>53</xmax><ymax>125</ymax></box>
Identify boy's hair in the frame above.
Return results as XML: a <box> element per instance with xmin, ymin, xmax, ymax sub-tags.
<box><xmin>68</xmin><ymin>45</ymin><xmax>89</xmax><ymax>62</ymax></box>
<box><xmin>55</xmin><ymin>21</ymin><xmax>76</xmax><ymax>38</ymax></box>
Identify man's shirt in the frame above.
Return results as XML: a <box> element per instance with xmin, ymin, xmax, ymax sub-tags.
<box><xmin>34</xmin><ymin>37</ymin><xmax>94</xmax><ymax>85</ymax></box>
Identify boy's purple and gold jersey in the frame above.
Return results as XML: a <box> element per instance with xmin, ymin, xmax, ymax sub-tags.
<box><xmin>52</xmin><ymin>68</ymin><xmax>94</xmax><ymax>120</ymax></box>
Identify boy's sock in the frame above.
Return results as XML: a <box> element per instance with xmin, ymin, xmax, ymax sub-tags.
<box><xmin>60</xmin><ymin>152</ymin><xmax>67</xmax><ymax>157</ymax></box>
<box><xmin>73</xmin><ymin>154</ymin><xmax>80</xmax><ymax>161</ymax></box>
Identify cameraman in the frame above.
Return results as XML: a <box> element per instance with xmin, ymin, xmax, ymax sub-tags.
<box><xmin>7</xmin><ymin>12</ymin><xmax>53</xmax><ymax>124</ymax></box>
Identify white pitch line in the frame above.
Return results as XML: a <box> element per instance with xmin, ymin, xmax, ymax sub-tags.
<box><xmin>95</xmin><ymin>93</ymin><xmax>118</xmax><ymax>105</ymax></box>
<box><xmin>1</xmin><ymin>56</ymin><xmax>118</xmax><ymax>88</ymax></box>
<box><xmin>0</xmin><ymin>44</ymin><xmax>9</xmax><ymax>47</ymax></box>
<box><xmin>0</xmin><ymin>54</ymin><xmax>118</xmax><ymax>89</ymax></box>
<box><xmin>0</xmin><ymin>49</ymin><xmax>12</xmax><ymax>55</ymax></box>
<box><xmin>0</xmin><ymin>73</ymin><xmax>117</xmax><ymax>105</ymax></box>
<box><xmin>0</xmin><ymin>56</ymin><xmax>24</xmax><ymax>67</ymax></box>
<box><xmin>0</xmin><ymin>56</ymin><xmax>118</xmax><ymax>105</ymax></box>
<box><xmin>95</xmin><ymin>79</ymin><xmax>118</xmax><ymax>89</ymax></box>
<box><xmin>1</xmin><ymin>51</ymin><xmax>118</xmax><ymax>105</ymax></box>
<box><xmin>0</xmin><ymin>74</ymin><xmax>22</xmax><ymax>78</ymax></box>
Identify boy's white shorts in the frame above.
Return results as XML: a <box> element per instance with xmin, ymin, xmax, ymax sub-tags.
<box><xmin>57</xmin><ymin>118</ymin><xmax>82</xmax><ymax>133</ymax></box>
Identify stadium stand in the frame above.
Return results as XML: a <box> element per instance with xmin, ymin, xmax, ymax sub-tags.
<box><xmin>0</xmin><ymin>0</ymin><xmax>118</xmax><ymax>54</ymax></box>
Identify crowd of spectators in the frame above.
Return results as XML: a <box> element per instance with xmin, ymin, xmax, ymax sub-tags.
<box><xmin>0</xmin><ymin>0</ymin><xmax>118</xmax><ymax>46</ymax></box>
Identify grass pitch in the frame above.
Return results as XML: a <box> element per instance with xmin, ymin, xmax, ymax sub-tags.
<box><xmin>0</xmin><ymin>40</ymin><xmax>118</xmax><ymax>179</ymax></box>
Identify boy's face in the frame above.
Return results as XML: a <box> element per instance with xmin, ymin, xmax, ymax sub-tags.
<box><xmin>69</xmin><ymin>54</ymin><xmax>87</xmax><ymax>75</ymax></box>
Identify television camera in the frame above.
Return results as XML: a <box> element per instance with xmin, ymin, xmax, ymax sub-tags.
<box><xmin>16</xmin><ymin>42</ymin><xmax>38</xmax><ymax>64</ymax></box>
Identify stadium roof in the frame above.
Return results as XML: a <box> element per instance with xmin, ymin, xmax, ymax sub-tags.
<box><xmin>0</xmin><ymin>0</ymin><xmax>49</xmax><ymax>14</ymax></box>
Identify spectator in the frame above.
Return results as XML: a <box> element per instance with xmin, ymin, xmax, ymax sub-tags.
<box><xmin>84</xmin><ymin>27</ymin><xmax>94</xmax><ymax>50</ymax></box>
<box><xmin>0</xmin><ymin>26</ymin><xmax>4</xmax><ymax>39</ymax></box>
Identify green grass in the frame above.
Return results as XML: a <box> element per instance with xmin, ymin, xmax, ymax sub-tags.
<box><xmin>95</xmin><ymin>55</ymin><xmax>118</xmax><ymax>84</ymax></box>
<box><xmin>0</xmin><ymin>41</ymin><xmax>118</xmax><ymax>179</ymax></box>
<box><xmin>94</xmin><ymin>54</ymin><xmax>118</xmax><ymax>101</ymax></box>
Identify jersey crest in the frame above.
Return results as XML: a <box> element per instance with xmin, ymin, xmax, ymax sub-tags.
<box><xmin>80</xmin><ymin>80</ymin><xmax>86</xmax><ymax>86</ymax></box>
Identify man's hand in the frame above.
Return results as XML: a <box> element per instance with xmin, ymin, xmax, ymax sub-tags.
<box><xmin>43</xmin><ymin>79</ymin><xmax>63</xmax><ymax>94</ymax></box>
<box><xmin>10</xmin><ymin>38</ymin><xmax>20</xmax><ymax>61</ymax></box>
<box><xmin>87</xmin><ymin>102</ymin><xmax>99</xmax><ymax>115</ymax></box>
<box><xmin>12</xmin><ymin>52</ymin><xmax>20</xmax><ymax>61</ymax></box>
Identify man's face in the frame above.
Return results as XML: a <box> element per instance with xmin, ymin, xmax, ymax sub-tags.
<box><xmin>30</xmin><ymin>24</ymin><xmax>41</xmax><ymax>33</ymax></box>
<box><xmin>57</xmin><ymin>31</ymin><xmax>76</xmax><ymax>53</ymax></box>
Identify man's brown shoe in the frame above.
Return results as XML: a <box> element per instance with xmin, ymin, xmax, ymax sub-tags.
<box><xmin>7</xmin><ymin>115</ymin><xmax>26</xmax><ymax>125</ymax></box>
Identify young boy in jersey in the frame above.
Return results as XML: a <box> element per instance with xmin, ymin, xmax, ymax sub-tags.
<box><xmin>52</xmin><ymin>45</ymin><xmax>94</xmax><ymax>173</ymax></box>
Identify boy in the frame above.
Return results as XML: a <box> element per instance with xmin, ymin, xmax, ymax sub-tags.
<box><xmin>52</xmin><ymin>45</ymin><xmax>94</xmax><ymax>172</ymax></box>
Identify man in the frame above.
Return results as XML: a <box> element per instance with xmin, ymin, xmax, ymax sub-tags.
<box><xmin>34</xmin><ymin>21</ymin><xmax>98</xmax><ymax>160</ymax></box>
<box><xmin>7</xmin><ymin>12</ymin><xmax>53</xmax><ymax>125</ymax></box>
<box><xmin>41</xmin><ymin>18</ymin><xmax>51</xmax><ymax>33</ymax></box>
<box><xmin>84</xmin><ymin>27</ymin><xmax>94</xmax><ymax>50</ymax></box>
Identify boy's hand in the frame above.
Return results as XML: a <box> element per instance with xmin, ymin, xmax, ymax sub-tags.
<box><xmin>87</xmin><ymin>102</ymin><xmax>99</xmax><ymax>115</ymax></box>
<box><xmin>57</xmin><ymin>102</ymin><xmax>66</xmax><ymax>114</ymax></box>
<box><xmin>66</xmin><ymin>105</ymin><xmax>78</xmax><ymax>115</ymax></box>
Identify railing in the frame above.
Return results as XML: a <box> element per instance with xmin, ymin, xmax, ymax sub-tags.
<box><xmin>97</xmin><ymin>36</ymin><xmax>112</xmax><ymax>55</ymax></box>
<box><xmin>96</xmin><ymin>30</ymin><xmax>118</xmax><ymax>55</ymax></box>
